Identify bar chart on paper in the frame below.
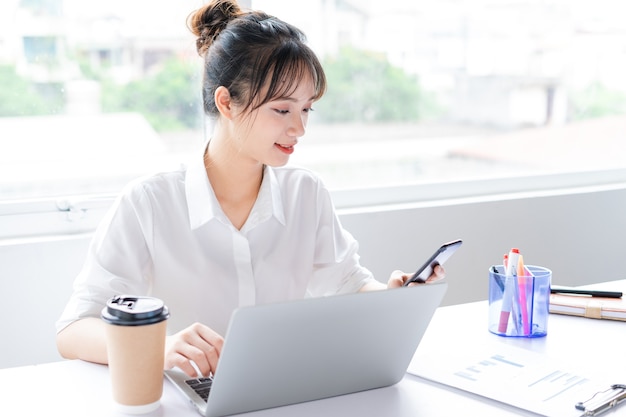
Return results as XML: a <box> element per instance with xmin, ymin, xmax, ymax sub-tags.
<box><xmin>408</xmin><ymin>345</ymin><xmax>614</xmax><ymax>417</ymax></box>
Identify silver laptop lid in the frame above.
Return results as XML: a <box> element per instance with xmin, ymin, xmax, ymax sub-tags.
<box><xmin>205</xmin><ymin>281</ymin><xmax>447</xmax><ymax>417</ymax></box>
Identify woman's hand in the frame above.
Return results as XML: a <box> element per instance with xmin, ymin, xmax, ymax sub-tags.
<box><xmin>387</xmin><ymin>265</ymin><xmax>446</xmax><ymax>289</ymax></box>
<box><xmin>164</xmin><ymin>322</ymin><xmax>224</xmax><ymax>378</ymax></box>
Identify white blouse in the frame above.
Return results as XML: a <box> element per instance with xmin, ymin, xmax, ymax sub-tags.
<box><xmin>56</xmin><ymin>149</ymin><xmax>376</xmax><ymax>336</ymax></box>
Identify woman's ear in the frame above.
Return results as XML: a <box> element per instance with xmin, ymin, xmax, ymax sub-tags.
<box><xmin>214</xmin><ymin>86</ymin><xmax>234</xmax><ymax>119</ymax></box>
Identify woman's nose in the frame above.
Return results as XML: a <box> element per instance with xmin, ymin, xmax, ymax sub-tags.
<box><xmin>288</xmin><ymin>113</ymin><xmax>306</xmax><ymax>137</ymax></box>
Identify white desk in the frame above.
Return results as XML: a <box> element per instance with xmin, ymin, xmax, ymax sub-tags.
<box><xmin>2</xmin><ymin>280</ymin><xmax>625</xmax><ymax>417</ymax></box>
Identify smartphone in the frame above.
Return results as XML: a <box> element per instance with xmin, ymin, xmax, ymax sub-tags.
<box><xmin>403</xmin><ymin>239</ymin><xmax>463</xmax><ymax>286</ymax></box>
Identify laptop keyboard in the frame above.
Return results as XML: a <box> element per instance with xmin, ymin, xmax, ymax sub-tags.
<box><xmin>185</xmin><ymin>376</ymin><xmax>214</xmax><ymax>401</ymax></box>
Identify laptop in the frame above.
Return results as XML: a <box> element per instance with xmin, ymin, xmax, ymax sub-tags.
<box><xmin>165</xmin><ymin>281</ymin><xmax>447</xmax><ymax>417</ymax></box>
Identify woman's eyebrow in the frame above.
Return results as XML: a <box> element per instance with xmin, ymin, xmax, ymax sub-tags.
<box><xmin>272</xmin><ymin>96</ymin><xmax>316</xmax><ymax>102</ymax></box>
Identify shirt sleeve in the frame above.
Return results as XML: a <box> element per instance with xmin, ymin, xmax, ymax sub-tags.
<box><xmin>307</xmin><ymin>182</ymin><xmax>377</xmax><ymax>296</ymax></box>
<box><xmin>55</xmin><ymin>182</ymin><xmax>153</xmax><ymax>333</ymax></box>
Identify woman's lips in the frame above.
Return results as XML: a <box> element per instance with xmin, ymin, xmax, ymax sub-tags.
<box><xmin>275</xmin><ymin>143</ymin><xmax>295</xmax><ymax>155</ymax></box>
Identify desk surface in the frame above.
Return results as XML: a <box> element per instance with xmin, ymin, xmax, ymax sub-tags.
<box><xmin>2</xmin><ymin>280</ymin><xmax>625</xmax><ymax>417</ymax></box>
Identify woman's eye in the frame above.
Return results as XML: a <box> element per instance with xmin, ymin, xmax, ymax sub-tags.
<box><xmin>273</xmin><ymin>106</ymin><xmax>314</xmax><ymax>115</ymax></box>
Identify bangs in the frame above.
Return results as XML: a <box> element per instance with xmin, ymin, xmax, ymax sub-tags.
<box><xmin>252</xmin><ymin>41</ymin><xmax>326</xmax><ymax>109</ymax></box>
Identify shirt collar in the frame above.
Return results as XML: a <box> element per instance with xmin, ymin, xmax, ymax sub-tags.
<box><xmin>185</xmin><ymin>147</ymin><xmax>286</xmax><ymax>230</ymax></box>
<box><xmin>245</xmin><ymin>166</ymin><xmax>286</xmax><ymax>229</ymax></box>
<box><xmin>185</xmin><ymin>147</ymin><xmax>222</xmax><ymax>229</ymax></box>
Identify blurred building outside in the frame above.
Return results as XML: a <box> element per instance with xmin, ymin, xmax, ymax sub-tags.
<box><xmin>0</xmin><ymin>0</ymin><xmax>625</xmax><ymax>198</ymax></box>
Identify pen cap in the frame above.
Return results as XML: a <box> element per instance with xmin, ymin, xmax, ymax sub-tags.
<box><xmin>101</xmin><ymin>295</ymin><xmax>170</xmax><ymax>326</ymax></box>
<box><xmin>505</xmin><ymin>248</ymin><xmax>521</xmax><ymax>276</ymax></box>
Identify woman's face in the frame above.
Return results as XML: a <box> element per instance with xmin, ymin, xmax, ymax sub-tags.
<box><xmin>231</xmin><ymin>75</ymin><xmax>317</xmax><ymax>168</ymax></box>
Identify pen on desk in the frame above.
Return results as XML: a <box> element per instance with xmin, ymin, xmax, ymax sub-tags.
<box><xmin>550</xmin><ymin>287</ymin><xmax>623</xmax><ymax>299</ymax></box>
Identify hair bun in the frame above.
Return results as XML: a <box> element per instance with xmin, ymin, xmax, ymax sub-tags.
<box><xmin>188</xmin><ymin>0</ymin><xmax>243</xmax><ymax>55</ymax></box>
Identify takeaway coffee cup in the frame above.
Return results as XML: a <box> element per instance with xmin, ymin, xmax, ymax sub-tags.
<box><xmin>101</xmin><ymin>295</ymin><xmax>170</xmax><ymax>414</ymax></box>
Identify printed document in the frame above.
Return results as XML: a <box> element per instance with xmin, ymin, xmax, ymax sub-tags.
<box><xmin>408</xmin><ymin>344</ymin><xmax>615</xmax><ymax>417</ymax></box>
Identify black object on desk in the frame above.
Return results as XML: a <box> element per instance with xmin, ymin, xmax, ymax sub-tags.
<box><xmin>550</xmin><ymin>287</ymin><xmax>623</xmax><ymax>299</ymax></box>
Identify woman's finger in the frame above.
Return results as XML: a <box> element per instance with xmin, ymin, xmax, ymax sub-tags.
<box><xmin>164</xmin><ymin>323</ymin><xmax>224</xmax><ymax>377</ymax></box>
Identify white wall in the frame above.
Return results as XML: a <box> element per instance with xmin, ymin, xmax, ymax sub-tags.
<box><xmin>1</xmin><ymin>185</ymin><xmax>625</xmax><ymax>368</ymax></box>
<box><xmin>340</xmin><ymin>185</ymin><xmax>626</xmax><ymax>306</ymax></box>
<box><xmin>0</xmin><ymin>235</ymin><xmax>90</xmax><ymax>369</ymax></box>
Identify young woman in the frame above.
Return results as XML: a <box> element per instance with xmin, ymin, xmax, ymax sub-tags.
<box><xmin>56</xmin><ymin>0</ymin><xmax>443</xmax><ymax>378</ymax></box>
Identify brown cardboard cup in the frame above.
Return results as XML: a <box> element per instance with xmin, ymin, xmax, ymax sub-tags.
<box><xmin>102</xmin><ymin>296</ymin><xmax>170</xmax><ymax>414</ymax></box>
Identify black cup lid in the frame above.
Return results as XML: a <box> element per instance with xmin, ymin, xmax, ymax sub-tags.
<box><xmin>101</xmin><ymin>295</ymin><xmax>170</xmax><ymax>326</ymax></box>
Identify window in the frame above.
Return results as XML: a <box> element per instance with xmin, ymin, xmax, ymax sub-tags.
<box><xmin>1</xmin><ymin>0</ymin><xmax>626</xmax><ymax>236</ymax></box>
<box><xmin>23</xmin><ymin>36</ymin><xmax>57</xmax><ymax>64</ymax></box>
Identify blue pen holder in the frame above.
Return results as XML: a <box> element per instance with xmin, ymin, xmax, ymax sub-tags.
<box><xmin>488</xmin><ymin>265</ymin><xmax>551</xmax><ymax>338</ymax></box>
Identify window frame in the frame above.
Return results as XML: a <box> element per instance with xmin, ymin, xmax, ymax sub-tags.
<box><xmin>2</xmin><ymin>167</ymin><xmax>626</xmax><ymax>241</ymax></box>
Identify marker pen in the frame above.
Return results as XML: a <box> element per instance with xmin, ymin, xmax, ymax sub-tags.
<box><xmin>498</xmin><ymin>248</ymin><xmax>521</xmax><ymax>334</ymax></box>
<box><xmin>517</xmin><ymin>255</ymin><xmax>531</xmax><ymax>336</ymax></box>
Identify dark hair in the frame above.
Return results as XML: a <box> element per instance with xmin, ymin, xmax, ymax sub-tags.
<box><xmin>187</xmin><ymin>0</ymin><xmax>327</xmax><ymax>118</ymax></box>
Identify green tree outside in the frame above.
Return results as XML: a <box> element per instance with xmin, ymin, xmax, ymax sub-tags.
<box><xmin>100</xmin><ymin>49</ymin><xmax>437</xmax><ymax>129</ymax></box>
<box><xmin>102</xmin><ymin>58</ymin><xmax>202</xmax><ymax>132</ymax></box>
<box><xmin>570</xmin><ymin>82</ymin><xmax>626</xmax><ymax>121</ymax></box>
<box><xmin>315</xmin><ymin>47</ymin><xmax>439</xmax><ymax>123</ymax></box>
<box><xmin>0</xmin><ymin>65</ymin><xmax>63</xmax><ymax>116</ymax></box>
<box><xmin>3</xmin><ymin>48</ymin><xmax>437</xmax><ymax>128</ymax></box>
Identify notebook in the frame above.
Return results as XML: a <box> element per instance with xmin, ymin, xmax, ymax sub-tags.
<box><xmin>164</xmin><ymin>281</ymin><xmax>448</xmax><ymax>417</ymax></box>
<box><xmin>549</xmin><ymin>292</ymin><xmax>626</xmax><ymax>321</ymax></box>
